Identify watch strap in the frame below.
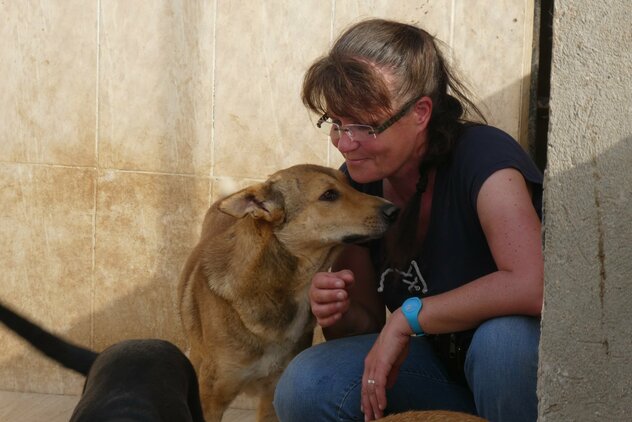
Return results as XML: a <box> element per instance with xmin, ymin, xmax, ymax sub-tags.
<box><xmin>402</xmin><ymin>297</ymin><xmax>424</xmax><ymax>336</ymax></box>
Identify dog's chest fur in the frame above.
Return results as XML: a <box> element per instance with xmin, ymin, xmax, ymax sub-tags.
<box><xmin>206</xmin><ymin>220</ymin><xmax>323</xmax><ymax>331</ymax></box>
<box><xmin>238</xmin><ymin>295</ymin><xmax>312</xmax><ymax>382</ymax></box>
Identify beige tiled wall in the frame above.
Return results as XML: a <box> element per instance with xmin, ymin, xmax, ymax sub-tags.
<box><xmin>0</xmin><ymin>0</ymin><xmax>534</xmax><ymax>395</ymax></box>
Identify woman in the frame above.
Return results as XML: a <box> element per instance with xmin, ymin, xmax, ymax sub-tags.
<box><xmin>273</xmin><ymin>19</ymin><xmax>543</xmax><ymax>422</ymax></box>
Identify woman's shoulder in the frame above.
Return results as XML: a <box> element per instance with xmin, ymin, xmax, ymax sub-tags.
<box><xmin>446</xmin><ymin>123</ymin><xmax>543</xmax><ymax>213</ymax></box>
<box><xmin>455</xmin><ymin>124</ymin><xmax>521</xmax><ymax>154</ymax></box>
<box><xmin>451</xmin><ymin>124</ymin><xmax>537</xmax><ymax>171</ymax></box>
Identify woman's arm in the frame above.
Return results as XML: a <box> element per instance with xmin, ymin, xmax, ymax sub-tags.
<box><xmin>309</xmin><ymin>244</ymin><xmax>386</xmax><ymax>340</ymax></box>
<box><xmin>417</xmin><ymin>167</ymin><xmax>544</xmax><ymax>334</ymax></box>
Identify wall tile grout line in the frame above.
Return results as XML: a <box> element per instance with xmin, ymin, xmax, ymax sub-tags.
<box><xmin>209</xmin><ymin>0</ymin><xmax>219</xmax><ymax>207</ymax></box>
<box><xmin>91</xmin><ymin>0</ymin><xmax>102</xmax><ymax>351</ymax></box>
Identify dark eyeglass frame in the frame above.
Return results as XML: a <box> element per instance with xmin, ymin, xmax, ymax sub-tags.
<box><xmin>316</xmin><ymin>96</ymin><xmax>420</xmax><ymax>137</ymax></box>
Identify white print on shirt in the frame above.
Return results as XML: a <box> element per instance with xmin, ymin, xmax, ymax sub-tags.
<box><xmin>378</xmin><ymin>260</ymin><xmax>429</xmax><ymax>294</ymax></box>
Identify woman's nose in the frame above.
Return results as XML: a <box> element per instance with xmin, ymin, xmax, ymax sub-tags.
<box><xmin>334</xmin><ymin>131</ymin><xmax>358</xmax><ymax>153</ymax></box>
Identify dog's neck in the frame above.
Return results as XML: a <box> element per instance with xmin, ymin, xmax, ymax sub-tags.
<box><xmin>289</xmin><ymin>238</ymin><xmax>343</xmax><ymax>272</ymax></box>
<box><xmin>205</xmin><ymin>219</ymin><xmax>329</xmax><ymax>342</ymax></box>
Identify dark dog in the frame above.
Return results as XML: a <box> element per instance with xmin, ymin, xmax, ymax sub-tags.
<box><xmin>0</xmin><ymin>301</ymin><xmax>205</xmax><ymax>422</ymax></box>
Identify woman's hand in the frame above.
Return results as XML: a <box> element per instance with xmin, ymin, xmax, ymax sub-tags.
<box><xmin>309</xmin><ymin>270</ymin><xmax>354</xmax><ymax>328</ymax></box>
<box><xmin>361</xmin><ymin>310</ymin><xmax>412</xmax><ymax>421</ymax></box>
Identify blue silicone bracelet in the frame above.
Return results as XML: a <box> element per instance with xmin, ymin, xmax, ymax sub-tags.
<box><xmin>402</xmin><ymin>297</ymin><xmax>424</xmax><ymax>336</ymax></box>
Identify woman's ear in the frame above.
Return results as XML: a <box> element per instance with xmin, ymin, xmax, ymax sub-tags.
<box><xmin>412</xmin><ymin>96</ymin><xmax>433</xmax><ymax>130</ymax></box>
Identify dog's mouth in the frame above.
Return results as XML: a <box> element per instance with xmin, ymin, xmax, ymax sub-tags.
<box><xmin>342</xmin><ymin>234</ymin><xmax>375</xmax><ymax>244</ymax></box>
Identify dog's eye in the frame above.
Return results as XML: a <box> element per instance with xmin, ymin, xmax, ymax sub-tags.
<box><xmin>319</xmin><ymin>189</ymin><xmax>339</xmax><ymax>202</ymax></box>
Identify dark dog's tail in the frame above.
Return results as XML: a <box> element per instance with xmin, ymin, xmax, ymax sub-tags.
<box><xmin>0</xmin><ymin>301</ymin><xmax>97</xmax><ymax>376</ymax></box>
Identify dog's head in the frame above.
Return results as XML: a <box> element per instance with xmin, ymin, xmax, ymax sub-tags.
<box><xmin>218</xmin><ymin>164</ymin><xmax>398</xmax><ymax>252</ymax></box>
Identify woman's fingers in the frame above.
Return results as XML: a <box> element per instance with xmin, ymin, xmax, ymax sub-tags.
<box><xmin>362</xmin><ymin>368</ymin><xmax>389</xmax><ymax>420</ymax></box>
<box><xmin>309</xmin><ymin>271</ymin><xmax>354</xmax><ymax>326</ymax></box>
<box><xmin>361</xmin><ymin>375</ymin><xmax>388</xmax><ymax>420</ymax></box>
<box><xmin>361</xmin><ymin>375</ymin><xmax>376</xmax><ymax>421</ymax></box>
<box><xmin>367</xmin><ymin>379</ymin><xmax>384</xmax><ymax>420</ymax></box>
<box><xmin>361</xmin><ymin>311</ymin><xmax>413</xmax><ymax>419</ymax></box>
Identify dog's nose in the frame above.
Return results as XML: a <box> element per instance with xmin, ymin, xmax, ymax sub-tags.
<box><xmin>381</xmin><ymin>204</ymin><xmax>400</xmax><ymax>223</ymax></box>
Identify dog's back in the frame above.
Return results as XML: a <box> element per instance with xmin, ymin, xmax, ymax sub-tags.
<box><xmin>71</xmin><ymin>339</ymin><xmax>204</xmax><ymax>422</ymax></box>
<box><xmin>378</xmin><ymin>410</ymin><xmax>487</xmax><ymax>421</ymax></box>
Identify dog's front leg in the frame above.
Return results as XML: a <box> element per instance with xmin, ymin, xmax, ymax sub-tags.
<box><xmin>199</xmin><ymin>383</ymin><xmax>236</xmax><ymax>422</ymax></box>
<box><xmin>197</xmin><ymin>365</ymin><xmax>240</xmax><ymax>422</ymax></box>
<box><xmin>256</xmin><ymin>385</ymin><xmax>279</xmax><ymax>422</ymax></box>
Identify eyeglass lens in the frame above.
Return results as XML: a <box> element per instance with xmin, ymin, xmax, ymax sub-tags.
<box><xmin>318</xmin><ymin>121</ymin><xmax>376</xmax><ymax>142</ymax></box>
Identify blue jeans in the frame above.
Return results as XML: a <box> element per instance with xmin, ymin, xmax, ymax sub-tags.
<box><xmin>274</xmin><ymin>316</ymin><xmax>539</xmax><ymax>422</ymax></box>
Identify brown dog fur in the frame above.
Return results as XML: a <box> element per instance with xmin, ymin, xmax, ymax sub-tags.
<box><xmin>379</xmin><ymin>410</ymin><xmax>487</xmax><ymax>421</ymax></box>
<box><xmin>178</xmin><ymin>164</ymin><xmax>398</xmax><ymax>421</ymax></box>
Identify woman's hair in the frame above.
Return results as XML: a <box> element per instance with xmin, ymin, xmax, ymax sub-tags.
<box><xmin>302</xmin><ymin>18</ymin><xmax>486</xmax><ymax>269</ymax></box>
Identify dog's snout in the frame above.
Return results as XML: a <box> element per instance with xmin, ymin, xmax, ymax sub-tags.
<box><xmin>381</xmin><ymin>204</ymin><xmax>400</xmax><ymax>223</ymax></box>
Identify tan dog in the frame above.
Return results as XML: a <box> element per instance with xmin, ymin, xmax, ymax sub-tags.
<box><xmin>379</xmin><ymin>410</ymin><xmax>487</xmax><ymax>421</ymax></box>
<box><xmin>178</xmin><ymin>164</ymin><xmax>398</xmax><ymax>422</ymax></box>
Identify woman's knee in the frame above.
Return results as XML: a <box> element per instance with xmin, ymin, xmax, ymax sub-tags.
<box><xmin>464</xmin><ymin>316</ymin><xmax>540</xmax><ymax>421</ymax></box>
<box><xmin>273</xmin><ymin>345</ymin><xmax>328</xmax><ymax>420</ymax></box>
<box><xmin>466</xmin><ymin>315</ymin><xmax>540</xmax><ymax>372</ymax></box>
<box><xmin>273</xmin><ymin>334</ymin><xmax>375</xmax><ymax>422</ymax></box>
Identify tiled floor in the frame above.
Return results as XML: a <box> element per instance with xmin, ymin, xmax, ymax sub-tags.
<box><xmin>0</xmin><ymin>390</ymin><xmax>256</xmax><ymax>422</ymax></box>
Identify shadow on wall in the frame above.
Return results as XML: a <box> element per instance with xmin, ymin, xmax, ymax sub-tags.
<box><xmin>0</xmin><ymin>173</ymin><xmax>208</xmax><ymax>396</ymax></box>
<box><xmin>539</xmin><ymin>136</ymin><xmax>632</xmax><ymax>420</ymax></box>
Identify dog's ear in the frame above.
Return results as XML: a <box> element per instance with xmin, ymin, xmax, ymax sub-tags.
<box><xmin>218</xmin><ymin>183</ymin><xmax>285</xmax><ymax>223</ymax></box>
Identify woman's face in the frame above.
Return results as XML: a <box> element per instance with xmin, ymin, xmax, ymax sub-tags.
<box><xmin>330</xmin><ymin>97</ymin><xmax>431</xmax><ymax>184</ymax></box>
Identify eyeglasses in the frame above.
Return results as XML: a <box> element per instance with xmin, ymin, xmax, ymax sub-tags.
<box><xmin>316</xmin><ymin>97</ymin><xmax>419</xmax><ymax>143</ymax></box>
